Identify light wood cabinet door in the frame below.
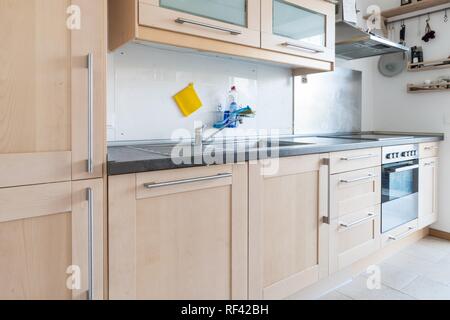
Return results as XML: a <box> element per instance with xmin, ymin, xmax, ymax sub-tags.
<box><xmin>0</xmin><ymin>179</ymin><xmax>104</xmax><ymax>300</ymax></box>
<box><xmin>329</xmin><ymin>206</ymin><xmax>381</xmax><ymax>274</ymax></box>
<box><xmin>419</xmin><ymin>157</ymin><xmax>438</xmax><ymax>229</ymax></box>
<box><xmin>249</xmin><ymin>154</ymin><xmax>329</xmax><ymax>299</ymax></box>
<box><xmin>330</xmin><ymin>167</ymin><xmax>381</xmax><ymax>220</ymax></box>
<box><xmin>109</xmin><ymin>164</ymin><xmax>248</xmax><ymax>300</ymax></box>
<box><xmin>139</xmin><ymin>0</ymin><xmax>261</xmax><ymax>47</ymax></box>
<box><xmin>0</xmin><ymin>0</ymin><xmax>106</xmax><ymax>187</ymax></box>
<box><xmin>419</xmin><ymin>142</ymin><xmax>439</xmax><ymax>159</ymax></box>
<box><xmin>261</xmin><ymin>0</ymin><xmax>335</xmax><ymax>62</ymax></box>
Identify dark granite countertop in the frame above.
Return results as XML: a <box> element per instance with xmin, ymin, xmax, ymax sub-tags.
<box><xmin>107</xmin><ymin>132</ymin><xmax>444</xmax><ymax>176</ymax></box>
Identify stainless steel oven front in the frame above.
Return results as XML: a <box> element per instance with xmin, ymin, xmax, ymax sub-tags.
<box><xmin>381</xmin><ymin>145</ymin><xmax>419</xmax><ymax>234</ymax></box>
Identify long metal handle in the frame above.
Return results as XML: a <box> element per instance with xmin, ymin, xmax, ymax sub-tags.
<box><xmin>340</xmin><ymin>154</ymin><xmax>377</xmax><ymax>161</ymax></box>
<box><xmin>144</xmin><ymin>173</ymin><xmax>232</xmax><ymax>189</ymax></box>
<box><xmin>175</xmin><ymin>18</ymin><xmax>242</xmax><ymax>35</ymax></box>
<box><xmin>87</xmin><ymin>53</ymin><xmax>94</xmax><ymax>173</ymax></box>
<box><xmin>282</xmin><ymin>42</ymin><xmax>324</xmax><ymax>53</ymax></box>
<box><xmin>424</xmin><ymin>161</ymin><xmax>436</xmax><ymax>166</ymax></box>
<box><xmin>340</xmin><ymin>174</ymin><xmax>377</xmax><ymax>184</ymax></box>
<box><xmin>388</xmin><ymin>226</ymin><xmax>415</xmax><ymax>241</ymax></box>
<box><xmin>321</xmin><ymin>158</ymin><xmax>331</xmax><ymax>224</ymax></box>
<box><xmin>424</xmin><ymin>146</ymin><xmax>437</xmax><ymax>151</ymax></box>
<box><xmin>86</xmin><ymin>188</ymin><xmax>94</xmax><ymax>300</ymax></box>
<box><xmin>388</xmin><ymin>164</ymin><xmax>419</xmax><ymax>173</ymax></box>
<box><xmin>340</xmin><ymin>213</ymin><xmax>376</xmax><ymax>228</ymax></box>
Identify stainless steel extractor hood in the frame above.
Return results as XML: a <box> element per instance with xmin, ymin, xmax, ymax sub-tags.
<box><xmin>335</xmin><ymin>0</ymin><xmax>410</xmax><ymax>60</ymax></box>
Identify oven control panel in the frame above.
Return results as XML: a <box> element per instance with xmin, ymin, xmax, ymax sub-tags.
<box><xmin>382</xmin><ymin>144</ymin><xmax>419</xmax><ymax>164</ymax></box>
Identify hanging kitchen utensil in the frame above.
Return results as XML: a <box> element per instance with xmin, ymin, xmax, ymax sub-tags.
<box><xmin>422</xmin><ymin>15</ymin><xmax>436</xmax><ymax>42</ymax></box>
<box><xmin>444</xmin><ymin>9</ymin><xmax>448</xmax><ymax>23</ymax></box>
<box><xmin>378</xmin><ymin>52</ymin><xmax>406</xmax><ymax>77</ymax></box>
<box><xmin>400</xmin><ymin>20</ymin><xmax>406</xmax><ymax>45</ymax></box>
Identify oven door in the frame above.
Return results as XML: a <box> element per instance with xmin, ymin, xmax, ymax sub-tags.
<box><xmin>381</xmin><ymin>160</ymin><xmax>419</xmax><ymax>233</ymax></box>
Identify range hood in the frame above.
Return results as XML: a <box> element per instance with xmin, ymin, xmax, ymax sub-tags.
<box><xmin>335</xmin><ymin>1</ymin><xmax>410</xmax><ymax>60</ymax></box>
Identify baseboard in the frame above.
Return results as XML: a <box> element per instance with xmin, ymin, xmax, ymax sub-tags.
<box><xmin>430</xmin><ymin>228</ymin><xmax>450</xmax><ymax>241</ymax></box>
<box><xmin>288</xmin><ymin>228</ymin><xmax>429</xmax><ymax>300</ymax></box>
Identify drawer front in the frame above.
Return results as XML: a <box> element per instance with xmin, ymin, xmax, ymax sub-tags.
<box><xmin>330</xmin><ymin>206</ymin><xmax>381</xmax><ymax>273</ymax></box>
<box><xmin>139</xmin><ymin>0</ymin><xmax>261</xmax><ymax>47</ymax></box>
<box><xmin>420</xmin><ymin>142</ymin><xmax>439</xmax><ymax>159</ymax></box>
<box><xmin>330</xmin><ymin>148</ymin><xmax>381</xmax><ymax>174</ymax></box>
<box><xmin>381</xmin><ymin>220</ymin><xmax>418</xmax><ymax>248</ymax></box>
<box><xmin>330</xmin><ymin>167</ymin><xmax>381</xmax><ymax>219</ymax></box>
<box><xmin>136</xmin><ymin>164</ymin><xmax>233</xmax><ymax>199</ymax></box>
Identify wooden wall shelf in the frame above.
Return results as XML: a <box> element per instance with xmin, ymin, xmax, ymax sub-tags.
<box><xmin>407</xmin><ymin>81</ymin><xmax>450</xmax><ymax>93</ymax></box>
<box><xmin>408</xmin><ymin>58</ymin><xmax>450</xmax><ymax>72</ymax></box>
<box><xmin>364</xmin><ymin>0</ymin><xmax>450</xmax><ymax>21</ymax></box>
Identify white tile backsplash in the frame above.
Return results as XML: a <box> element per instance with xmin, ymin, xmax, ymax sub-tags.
<box><xmin>108</xmin><ymin>43</ymin><xmax>294</xmax><ymax>141</ymax></box>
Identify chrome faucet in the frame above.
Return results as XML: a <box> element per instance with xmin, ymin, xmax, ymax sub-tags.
<box><xmin>194</xmin><ymin>116</ymin><xmax>244</xmax><ymax>148</ymax></box>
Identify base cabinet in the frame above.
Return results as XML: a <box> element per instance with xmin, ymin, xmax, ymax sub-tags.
<box><xmin>248</xmin><ymin>154</ymin><xmax>329</xmax><ymax>299</ymax></box>
<box><xmin>108</xmin><ymin>164</ymin><xmax>248</xmax><ymax>300</ymax></box>
<box><xmin>419</xmin><ymin>157</ymin><xmax>438</xmax><ymax>229</ymax></box>
<box><xmin>0</xmin><ymin>179</ymin><xmax>104</xmax><ymax>300</ymax></box>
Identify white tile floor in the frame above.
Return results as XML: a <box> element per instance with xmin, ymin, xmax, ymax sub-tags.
<box><xmin>319</xmin><ymin>236</ymin><xmax>450</xmax><ymax>300</ymax></box>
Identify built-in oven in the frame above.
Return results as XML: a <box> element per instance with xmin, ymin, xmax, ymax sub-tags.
<box><xmin>381</xmin><ymin>145</ymin><xmax>419</xmax><ymax>234</ymax></box>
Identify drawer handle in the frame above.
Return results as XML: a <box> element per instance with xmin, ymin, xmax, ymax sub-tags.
<box><xmin>424</xmin><ymin>161</ymin><xmax>435</xmax><ymax>166</ymax></box>
<box><xmin>340</xmin><ymin>154</ymin><xmax>377</xmax><ymax>161</ymax></box>
<box><xmin>175</xmin><ymin>18</ymin><xmax>242</xmax><ymax>35</ymax></box>
<box><xmin>144</xmin><ymin>173</ymin><xmax>232</xmax><ymax>189</ymax></box>
<box><xmin>424</xmin><ymin>146</ymin><xmax>437</xmax><ymax>151</ymax></box>
<box><xmin>340</xmin><ymin>213</ymin><xmax>376</xmax><ymax>228</ymax></box>
<box><xmin>388</xmin><ymin>226</ymin><xmax>415</xmax><ymax>241</ymax></box>
<box><xmin>281</xmin><ymin>42</ymin><xmax>324</xmax><ymax>53</ymax></box>
<box><xmin>340</xmin><ymin>174</ymin><xmax>377</xmax><ymax>184</ymax></box>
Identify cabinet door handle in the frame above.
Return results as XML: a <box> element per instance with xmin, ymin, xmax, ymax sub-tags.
<box><xmin>321</xmin><ymin>158</ymin><xmax>331</xmax><ymax>224</ymax></box>
<box><xmin>86</xmin><ymin>188</ymin><xmax>94</xmax><ymax>300</ymax></box>
<box><xmin>144</xmin><ymin>173</ymin><xmax>232</xmax><ymax>189</ymax></box>
<box><xmin>340</xmin><ymin>213</ymin><xmax>376</xmax><ymax>228</ymax></box>
<box><xmin>175</xmin><ymin>18</ymin><xmax>242</xmax><ymax>35</ymax></box>
<box><xmin>282</xmin><ymin>42</ymin><xmax>325</xmax><ymax>53</ymax></box>
<box><xmin>340</xmin><ymin>174</ymin><xmax>377</xmax><ymax>184</ymax></box>
<box><xmin>388</xmin><ymin>226</ymin><xmax>415</xmax><ymax>241</ymax></box>
<box><xmin>424</xmin><ymin>146</ymin><xmax>437</xmax><ymax>151</ymax></box>
<box><xmin>340</xmin><ymin>154</ymin><xmax>376</xmax><ymax>161</ymax></box>
<box><xmin>424</xmin><ymin>161</ymin><xmax>435</xmax><ymax>166</ymax></box>
<box><xmin>87</xmin><ymin>53</ymin><xmax>94</xmax><ymax>173</ymax></box>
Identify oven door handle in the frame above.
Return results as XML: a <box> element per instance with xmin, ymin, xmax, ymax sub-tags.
<box><xmin>387</xmin><ymin>164</ymin><xmax>419</xmax><ymax>173</ymax></box>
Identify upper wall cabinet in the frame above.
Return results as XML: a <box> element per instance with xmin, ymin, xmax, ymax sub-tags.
<box><xmin>139</xmin><ymin>0</ymin><xmax>261</xmax><ymax>47</ymax></box>
<box><xmin>109</xmin><ymin>0</ymin><xmax>335</xmax><ymax>74</ymax></box>
<box><xmin>0</xmin><ymin>0</ymin><xmax>106</xmax><ymax>187</ymax></box>
<box><xmin>261</xmin><ymin>0</ymin><xmax>335</xmax><ymax>63</ymax></box>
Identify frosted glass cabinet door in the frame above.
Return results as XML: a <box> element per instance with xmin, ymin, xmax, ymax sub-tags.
<box><xmin>139</xmin><ymin>0</ymin><xmax>261</xmax><ymax>47</ymax></box>
<box><xmin>261</xmin><ymin>0</ymin><xmax>335</xmax><ymax>62</ymax></box>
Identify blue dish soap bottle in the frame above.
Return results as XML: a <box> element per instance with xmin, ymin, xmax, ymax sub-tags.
<box><xmin>227</xmin><ymin>86</ymin><xmax>238</xmax><ymax>128</ymax></box>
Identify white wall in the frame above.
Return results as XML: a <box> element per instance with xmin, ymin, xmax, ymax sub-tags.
<box><xmin>353</xmin><ymin>0</ymin><xmax>450</xmax><ymax>232</ymax></box>
<box><xmin>107</xmin><ymin>43</ymin><xmax>293</xmax><ymax>141</ymax></box>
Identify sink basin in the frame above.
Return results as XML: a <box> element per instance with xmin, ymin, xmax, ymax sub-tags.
<box><xmin>128</xmin><ymin>139</ymin><xmax>313</xmax><ymax>157</ymax></box>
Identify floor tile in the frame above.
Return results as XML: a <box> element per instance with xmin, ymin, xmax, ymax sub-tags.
<box><xmin>360</xmin><ymin>262</ymin><xmax>419</xmax><ymax>290</ymax></box>
<box><xmin>319</xmin><ymin>291</ymin><xmax>353</xmax><ymax>300</ymax></box>
<box><xmin>337</xmin><ymin>276</ymin><xmax>415</xmax><ymax>300</ymax></box>
<box><xmin>401</xmin><ymin>239</ymin><xmax>449</xmax><ymax>263</ymax></box>
<box><xmin>383</xmin><ymin>252</ymin><xmax>435</xmax><ymax>275</ymax></box>
<box><xmin>401</xmin><ymin>276</ymin><xmax>450</xmax><ymax>300</ymax></box>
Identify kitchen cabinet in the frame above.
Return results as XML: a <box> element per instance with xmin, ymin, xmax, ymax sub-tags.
<box><xmin>419</xmin><ymin>157</ymin><xmax>438</xmax><ymax>228</ymax></box>
<box><xmin>328</xmin><ymin>151</ymin><xmax>381</xmax><ymax>274</ymax></box>
<box><xmin>420</xmin><ymin>142</ymin><xmax>439</xmax><ymax>159</ymax></box>
<box><xmin>248</xmin><ymin>154</ymin><xmax>329</xmax><ymax>299</ymax></box>
<box><xmin>108</xmin><ymin>164</ymin><xmax>248</xmax><ymax>300</ymax></box>
<box><xmin>261</xmin><ymin>0</ymin><xmax>335</xmax><ymax>63</ymax></box>
<box><xmin>139</xmin><ymin>0</ymin><xmax>261</xmax><ymax>47</ymax></box>
<box><xmin>109</xmin><ymin>0</ymin><xmax>334</xmax><ymax>74</ymax></box>
<box><xmin>0</xmin><ymin>179</ymin><xmax>104</xmax><ymax>300</ymax></box>
<box><xmin>381</xmin><ymin>219</ymin><xmax>418</xmax><ymax>247</ymax></box>
<box><xmin>0</xmin><ymin>0</ymin><xmax>106</xmax><ymax>187</ymax></box>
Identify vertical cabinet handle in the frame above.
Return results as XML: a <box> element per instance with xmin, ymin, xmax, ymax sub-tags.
<box><xmin>321</xmin><ymin>158</ymin><xmax>331</xmax><ymax>224</ymax></box>
<box><xmin>86</xmin><ymin>188</ymin><xmax>94</xmax><ymax>300</ymax></box>
<box><xmin>87</xmin><ymin>54</ymin><xmax>94</xmax><ymax>173</ymax></box>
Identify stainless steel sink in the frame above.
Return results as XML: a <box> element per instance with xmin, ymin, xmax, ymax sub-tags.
<box><xmin>127</xmin><ymin>139</ymin><xmax>313</xmax><ymax>157</ymax></box>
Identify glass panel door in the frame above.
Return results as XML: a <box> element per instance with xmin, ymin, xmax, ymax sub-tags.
<box><xmin>160</xmin><ymin>0</ymin><xmax>247</xmax><ymax>27</ymax></box>
<box><xmin>272</xmin><ymin>0</ymin><xmax>326</xmax><ymax>47</ymax></box>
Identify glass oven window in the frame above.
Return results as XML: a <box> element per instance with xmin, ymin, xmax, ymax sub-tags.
<box><xmin>382</xmin><ymin>160</ymin><xmax>418</xmax><ymax>203</ymax></box>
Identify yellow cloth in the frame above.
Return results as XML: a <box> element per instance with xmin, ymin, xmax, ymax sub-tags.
<box><xmin>173</xmin><ymin>83</ymin><xmax>203</xmax><ymax>117</ymax></box>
